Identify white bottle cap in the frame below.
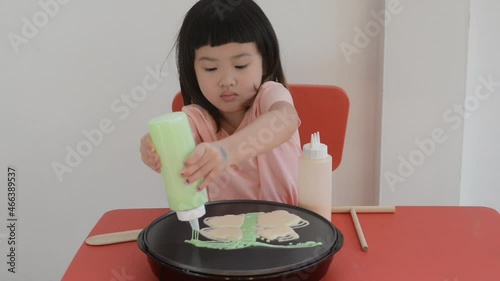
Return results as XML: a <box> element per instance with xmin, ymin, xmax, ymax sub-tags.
<box><xmin>302</xmin><ymin>132</ymin><xmax>328</xmax><ymax>159</ymax></box>
<box><xmin>176</xmin><ymin>204</ymin><xmax>206</xmax><ymax>222</ymax></box>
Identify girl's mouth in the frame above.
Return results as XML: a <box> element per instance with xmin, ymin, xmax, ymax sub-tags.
<box><xmin>221</xmin><ymin>92</ymin><xmax>237</xmax><ymax>102</ymax></box>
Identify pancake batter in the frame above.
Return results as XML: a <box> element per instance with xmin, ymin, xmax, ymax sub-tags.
<box><xmin>186</xmin><ymin>210</ymin><xmax>322</xmax><ymax>250</ymax></box>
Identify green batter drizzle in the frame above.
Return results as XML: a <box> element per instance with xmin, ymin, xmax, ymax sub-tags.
<box><xmin>185</xmin><ymin>212</ymin><xmax>322</xmax><ymax>250</ymax></box>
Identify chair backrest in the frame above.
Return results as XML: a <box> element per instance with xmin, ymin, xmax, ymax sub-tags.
<box><xmin>171</xmin><ymin>84</ymin><xmax>349</xmax><ymax>171</ymax></box>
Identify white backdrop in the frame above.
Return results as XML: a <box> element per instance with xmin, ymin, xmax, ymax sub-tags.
<box><xmin>380</xmin><ymin>0</ymin><xmax>470</xmax><ymax>205</ymax></box>
<box><xmin>0</xmin><ymin>0</ymin><xmax>497</xmax><ymax>280</ymax></box>
<box><xmin>380</xmin><ymin>0</ymin><xmax>500</xmax><ymax>210</ymax></box>
<box><xmin>460</xmin><ymin>0</ymin><xmax>500</xmax><ymax>209</ymax></box>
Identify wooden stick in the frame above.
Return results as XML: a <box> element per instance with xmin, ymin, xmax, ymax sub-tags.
<box><xmin>350</xmin><ymin>208</ymin><xmax>368</xmax><ymax>252</ymax></box>
<box><xmin>332</xmin><ymin>206</ymin><xmax>395</xmax><ymax>213</ymax></box>
<box><xmin>85</xmin><ymin>229</ymin><xmax>143</xmax><ymax>246</ymax></box>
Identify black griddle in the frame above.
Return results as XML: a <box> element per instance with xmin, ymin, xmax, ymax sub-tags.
<box><xmin>138</xmin><ymin>200</ymin><xmax>343</xmax><ymax>280</ymax></box>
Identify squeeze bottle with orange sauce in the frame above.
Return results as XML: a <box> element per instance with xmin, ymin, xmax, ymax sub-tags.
<box><xmin>298</xmin><ymin>132</ymin><xmax>332</xmax><ymax>221</ymax></box>
<box><xmin>148</xmin><ymin>112</ymin><xmax>208</xmax><ymax>231</ymax></box>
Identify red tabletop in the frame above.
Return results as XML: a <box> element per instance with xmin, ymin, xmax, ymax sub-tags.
<box><xmin>62</xmin><ymin>206</ymin><xmax>500</xmax><ymax>281</ymax></box>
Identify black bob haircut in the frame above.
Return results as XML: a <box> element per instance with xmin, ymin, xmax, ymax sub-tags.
<box><xmin>175</xmin><ymin>0</ymin><xmax>287</xmax><ymax>132</ymax></box>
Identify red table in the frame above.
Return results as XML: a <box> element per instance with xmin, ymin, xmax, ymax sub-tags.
<box><xmin>62</xmin><ymin>206</ymin><xmax>500</xmax><ymax>281</ymax></box>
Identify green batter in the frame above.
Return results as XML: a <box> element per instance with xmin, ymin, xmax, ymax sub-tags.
<box><xmin>185</xmin><ymin>212</ymin><xmax>322</xmax><ymax>250</ymax></box>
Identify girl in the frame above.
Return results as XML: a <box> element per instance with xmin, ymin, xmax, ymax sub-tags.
<box><xmin>140</xmin><ymin>0</ymin><xmax>301</xmax><ymax>205</ymax></box>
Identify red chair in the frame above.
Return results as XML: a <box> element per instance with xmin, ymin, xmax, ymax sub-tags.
<box><xmin>172</xmin><ymin>84</ymin><xmax>350</xmax><ymax>171</ymax></box>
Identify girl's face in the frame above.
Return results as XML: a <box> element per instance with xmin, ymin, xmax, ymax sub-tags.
<box><xmin>194</xmin><ymin>42</ymin><xmax>263</xmax><ymax>119</ymax></box>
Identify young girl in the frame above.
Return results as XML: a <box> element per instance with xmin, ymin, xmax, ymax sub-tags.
<box><xmin>140</xmin><ymin>0</ymin><xmax>301</xmax><ymax>205</ymax></box>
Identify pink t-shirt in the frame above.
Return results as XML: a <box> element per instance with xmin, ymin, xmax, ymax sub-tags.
<box><xmin>182</xmin><ymin>81</ymin><xmax>301</xmax><ymax>205</ymax></box>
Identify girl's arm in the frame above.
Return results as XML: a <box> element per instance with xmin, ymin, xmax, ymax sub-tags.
<box><xmin>221</xmin><ymin>101</ymin><xmax>299</xmax><ymax>163</ymax></box>
<box><xmin>181</xmin><ymin>101</ymin><xmax>299</xmax><ymax>190</ymax></box>
<box><xmin>140</xmin><ymin>133</ymin><xmax>161</xmax><ymax>173</ymax></box>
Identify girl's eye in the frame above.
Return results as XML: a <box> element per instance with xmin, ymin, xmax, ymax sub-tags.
<box><xmin>235</xmin><ymin>64</ymin><xmax>249</xmax><ymax>70</ymax></box>
<box><xmin>204</xmin><ymin>68</ymin><xmax>217</xmax><ymax>72</ymax></box>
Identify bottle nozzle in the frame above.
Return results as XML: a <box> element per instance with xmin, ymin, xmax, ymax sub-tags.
<box><xmin>303</xmin><ymin>131</ymin><xmax>328</xmax><ymax>159</ymax></box>
<box><xmin>189</xmin><ymin>218</ymin><xmax>200</xmax><ymax>231</ymax></box>
<box><xmin>311</xmin><ymin>132</ymin><xmax>321</xmax><ymax>149</ymax></box>
<box><xmin>176</xmin><ymin>204</ymin><xmax>205</xmax><ymax>232</ymax></box>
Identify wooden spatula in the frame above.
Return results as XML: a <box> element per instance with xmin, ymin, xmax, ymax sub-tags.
<box><xmin>85</xmin><ymin>229</ymin><xmax>143</xmax><ymax>246</ymax></box>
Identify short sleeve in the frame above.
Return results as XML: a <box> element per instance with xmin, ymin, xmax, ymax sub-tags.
<box><xmin>182</xmin><ymin>107</ymin><xmax>201</xmax><ymax>144</ymax></box>
<box><xmin>181</xmin><ymin>104</ymin><xmax>220</xmax><ymax>144</ymax></box>
<box><xmin>257</xmin><ymin>82</ymin><xmax>294</xmax><ymax>114</ymax></box>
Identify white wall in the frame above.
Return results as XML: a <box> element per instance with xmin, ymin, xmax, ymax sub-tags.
<box><xmin>1</xmin><ymin>1</ymin><xmax>192</xmax><ymax>280</ymax></box>
<box><xmin>380</xmin><ymin>0</ymin><xmax>470</xmax><ymax>206</ymax></box>
<box><xmin>1</xmin><ymin>1</ymin><xmax>386</xmax><ymax>280</ymax></box>
<box><xmin>380</xmin><ymin>0</ymin><xmax>499</xmax><ymax>211</ymax></box>
<box><xmin>3</xmin><ymin>0</ymin><xmax>497</xmax><ymax>280</ymax></box>
<box><xmin>461</xmin><ymin>0</ymin><xmax>500</xmax><ymax>210</ymax></box>
<box><xmin>330</xmin><ymin>0</ymin><xmax>384</xmax><ymax>206</ymax></box>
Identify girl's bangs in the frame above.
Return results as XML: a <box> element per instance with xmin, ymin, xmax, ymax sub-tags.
<box><xmin>190</xmin><ymin>9</ymin><xmax>259</xmax><ymax>50</ymax></box>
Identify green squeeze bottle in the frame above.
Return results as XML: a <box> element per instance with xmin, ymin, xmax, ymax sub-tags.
<box><xmin>148</xmin><ymin>112</ymin><xmax>208</xmax><ymax>231</ymax></box>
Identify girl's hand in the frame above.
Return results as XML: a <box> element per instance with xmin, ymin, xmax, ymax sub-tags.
<box><xmin>140</xmin><ymin>133</ymin><xmax>161</xmax><ymax>173</ymax></box>
<box><xmin>181</xmin><ymin>142</ymin><xmax>229</xmax><ymax>191</ymax></box>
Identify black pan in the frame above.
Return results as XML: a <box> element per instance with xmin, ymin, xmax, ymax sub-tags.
<box><xmin>138</xmin><ymin>200</ymin><xmax>343</xmax><ymax>281</ymax></box>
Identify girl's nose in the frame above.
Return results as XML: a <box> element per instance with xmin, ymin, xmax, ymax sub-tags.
<box><xmin>219</xmin><ymin>71</ymin><xmax>236</xmax><ymax>88</ymax></box>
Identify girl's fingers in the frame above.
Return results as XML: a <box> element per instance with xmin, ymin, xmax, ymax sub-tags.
<box><xmin>153</xmin><ymin>154</ymin><xmax>161</xmax><ymax>172</ymax></box>
<box><xmin>150</xmin><ymin>154</ymin><xmax>158</xmax><ymax>165</ymax></box>
<box><xmin>183</xmin><ymin>153</ymin><xmax>211</xmax><ymax>183</ymax></box>
<box><xmin>196</xmin><ymin>170</ymin><xmax>217</xmax><ymax>191</ymax></box>
<box><xmin>182</xmin><ymin>145</ymin><xmax>207</xmax><ymax>175</ymax></box>
<box><xmin>141</xmin><ymin>148</ymin><xmax>152</xmax><ymax>165</ymax></box>
<box><xmin>181</xmin><ymin>142</ymin><xmax>227</xmax><ymax>187</ymax></box>
<box><xmin>184</xmin><ymin>145</ymin><xmax>205</xmax><ymax>166</ymax></box>
<box><xmin>184</xmin><ymin>164</ymin><xmax>212</xmax><ymax>185</ymax></box>
<box><xmin>140</xmin><ymin>133</ymin><xmax>161</xmax><ymax>172</ymax></box>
